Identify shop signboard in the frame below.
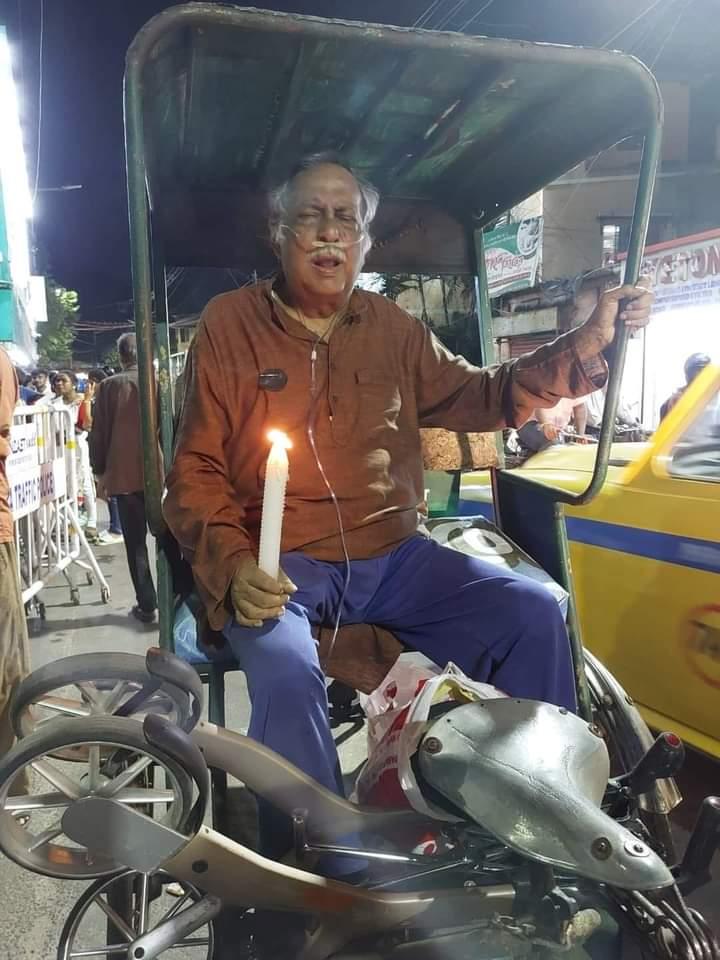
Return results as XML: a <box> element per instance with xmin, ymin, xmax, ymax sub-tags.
<box><xmin>620</xmin><ymin>229</ymin><xmax>720</xmax><ymax>314</ymax></box>
<box><xmin>484</xmin><ymin>217</ymin><xmax>543</xmax><ymax>298</ymax></box>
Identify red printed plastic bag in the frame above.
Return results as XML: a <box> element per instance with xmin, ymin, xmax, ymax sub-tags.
<box><xmin>355</xmin><ymin>661</ymin><xmax>505</xmax><ymax>817</ymax></box>
<box><xmin>358</xmin><ymin>651</ymin><xmax>441</xmax><ymax>753</ymax></box>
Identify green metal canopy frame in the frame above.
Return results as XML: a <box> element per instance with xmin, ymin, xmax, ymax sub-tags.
<box><xmin>124</xmin><ymin>4</ymin><xmax>663</xmax><ymax>711</ymax></box>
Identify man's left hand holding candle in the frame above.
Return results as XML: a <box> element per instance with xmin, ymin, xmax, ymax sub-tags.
<box><xmin>230</xmin><ymin>555</ymin><xmax>297</xmax><ymax>629</ymax></box>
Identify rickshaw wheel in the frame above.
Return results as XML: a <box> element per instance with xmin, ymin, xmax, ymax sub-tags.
<box><xmin>10</xmin><ymin>652</ymin><xmax>194</xmax><ymax>756</ymax></box>
<box><xmin>0</xmin><ymin>715</ymin><xmax>194</xmax><ymax>879</ymax></box>
<box><xmin>57</xmin><ymin>869</ymin><xmax>214</xmax><ymax>960</ymax></box>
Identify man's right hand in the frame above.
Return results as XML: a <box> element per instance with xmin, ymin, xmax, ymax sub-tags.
<box><xmin>230</xmin><ymin>555</ymin><xmax>297</xmax><ymax>628</ymax></box>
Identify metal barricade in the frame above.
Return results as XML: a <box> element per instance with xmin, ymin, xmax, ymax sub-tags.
<box><xmin>7</xmin><ymin>404</ymin><xmax>111</xmax><ymax>615</ymax></box>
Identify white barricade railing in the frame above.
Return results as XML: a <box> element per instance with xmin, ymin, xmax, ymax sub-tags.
<box><xmin>7</xmin><ymin>405</ymin><xmax>111</xmax><ymax>612</ymax></box>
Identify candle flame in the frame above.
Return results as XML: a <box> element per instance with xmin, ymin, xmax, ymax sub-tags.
<box><xmin>267</xmin><ymin>429</ymin><xmax>292</xmax><ymax>450</ymax></box>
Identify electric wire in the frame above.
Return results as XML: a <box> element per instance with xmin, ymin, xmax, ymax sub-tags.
<box><xmin>413</xmin><ymin>0</ymin><xmax>444</xmax><ymax>28</ymax></box>
<box><xmin>649</xmin><ymin>0</ymin><xmax>694</xmax><ymax>68</ymax></box>
<box><xmin>551</xmin><ymin>0</ymin><xmax>681</xmax><ymax>241</ymax></box>
<box><xmin>308</xmin><ymin>332</ymin><xmax>352</xmax><ymax>661</ymax></box>
<box><xmin>601</xmin><ymin>0</ymin><xmax>669</xmax><ymax>48</ymax></box>
<box><xmin>434</xmin><ymin>1</ymin><xmax>472</xmax><ymax>32</ymax></box>
<box><xmin>457</xmin><ymin>0</ymin><xmax>498</xmax><ymax>33</ymax></box>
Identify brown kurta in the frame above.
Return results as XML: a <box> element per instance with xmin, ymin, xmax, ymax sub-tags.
<box><xmin>88</xmin><ymin>366</ymin><xmax>145</xmax><ymax>496</ymax></box>
<box><xmin>165</xmin><ymin>282</ymin><xmax>606</xmax><ymax>629</ymax></box>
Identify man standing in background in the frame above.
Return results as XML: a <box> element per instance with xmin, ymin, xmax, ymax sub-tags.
<box><xmin>31</xmin><ymin>368</ymin><xmax>53</xmax><ymax>401</ymax></box>
<box><xmin>0</xmin><ymin>346</ymin><xmax>30</xmax><ymax>788</ymax></box>
<box><xmin>660</xmin><ymin>353</ymin><xmax>712</xmax><ymax>421</ymax></box>
<box><xmin>517</xmin><ymin>395</ymin><xmax>588</xmax><ymax>453</ymax></box>
<box><xmin>89</xmin><ymin>333</ymin><xmax>158</xmax><ymax>623</ymax></box>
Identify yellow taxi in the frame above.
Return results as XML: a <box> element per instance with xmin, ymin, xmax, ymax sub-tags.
<box><xmin>461</xmin><ymin>365</ymin><xmax>720</xmax><ymax>759</ymax></box>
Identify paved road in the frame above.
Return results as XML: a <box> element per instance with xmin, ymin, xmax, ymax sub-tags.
<box><xmin>0</xmin><ymin>535</ymin><xmax>717</xmax><ymax>957</ymax></box>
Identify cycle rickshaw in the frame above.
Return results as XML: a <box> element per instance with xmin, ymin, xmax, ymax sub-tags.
<box><xmin>0</xmin><ymin>6</ymin><xmax>718</xmax><ymax>959</ymax></box>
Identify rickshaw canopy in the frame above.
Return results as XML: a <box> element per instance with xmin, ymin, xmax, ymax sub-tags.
<box><xmin>126</xmin><ymin>2</ymin><xmax>662</xmax><ymax>275</ymax></box>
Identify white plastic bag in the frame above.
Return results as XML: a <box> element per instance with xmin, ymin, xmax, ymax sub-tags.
<box><xmin>355</xmin><ymin>660</ymin><xmax>505</xmax><ymax>816</ymax></box>
<box><xmin>358</xmin><ymin>651</ymin><xmax>441</xmax><ymax>752</ymax></box>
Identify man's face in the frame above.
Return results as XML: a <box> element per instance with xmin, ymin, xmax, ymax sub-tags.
<box><xmin>34</xmin><ymin>372</ymin><xmax>47</xmax><ymax>390</ymax></box>
<box><xmin>53</xmin><ymin>374</ymin><xmax>74</xmax><ymax>398</ymax></box>
<box><xmin>278</xmin><ymin>164</ymin><xmax>368</xmax><ymax>309</ymax></box>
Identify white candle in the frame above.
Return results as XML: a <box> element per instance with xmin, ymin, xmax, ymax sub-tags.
<box><xmin>258</xmin><ymin>430</ymin><xmax>292</xmax><ymax>579</ymax></box>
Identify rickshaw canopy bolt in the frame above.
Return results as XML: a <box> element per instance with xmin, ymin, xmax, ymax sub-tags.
<box><xmin>423</xmin><ymin>737</ymin><xmax>443</xmax><ymax>755</ymax></box>
<box><xmin>192</xmin><ymin>859</ymin><xmax>208</xmax><ymax>873</ymax></box>
<box><xmin>588</xmin><ymin>723</ymin><xmax>604</xmax><ymax>738</ymax></box>
<box><xmin>591</xmin><ymin>837</ymin><xmax>612</xmax><ymax>860</ymax></box>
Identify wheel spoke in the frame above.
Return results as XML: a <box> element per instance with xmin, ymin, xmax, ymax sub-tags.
<box><xmin>27</xmin><ymin>825</ymin><xmax>63</xmax><ymax>852</ymax></box>
<box><xmin>102</xmin><ymin>681</ymin><xmax>132</xmax><ymax>715</ymax></box>
<box><xmin>98</xmin><ymin>755</ymin><xmax>153</xmax><ymax>798</ymax></box>
<box><xmin>115</xmin><ymin>787</ymin><xmax>176</xmax><ymax>807</ymax></box>
<box><xmin>5</xmin><ymin>791</ymin><xmax>70</xmax><ymax>812</ymax></box>
<box><xmin>31</xmin><ymin>759</ymin><xmax>82</xmax><ymax>799</ymax></box>
<box><xmin>34</xmin><ymin>697</ymin><xmax>91</xmax><ymax>719</ymax></box>
<box><xmin>93</xmin><ymin>895</ymin><xmax>135</xmax><ymax>942</ymax></box>
<box><xmin>171</xmin><ymin>940</ymin><xmax>210</xmax><ymax>948</ymax></box>
<box><xmin>87</xmin><ymin>745</ymin><xmax>101</xmax><ymax>791</ymax></box>
<box><xmin>69</xmin><ymin>948</ymin><xmax>129</xmax><ymax>958</ymax></box>
<box><xmin>157</xmin><ymin>888</ymin><xmax>192</xmax><ymax>924</ymax></box>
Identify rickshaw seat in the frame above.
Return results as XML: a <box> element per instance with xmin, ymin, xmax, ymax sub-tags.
<box><xmin>317</xmin><ymin>623</ymin><xmax>402</xmax><ymax>696</ymax></box>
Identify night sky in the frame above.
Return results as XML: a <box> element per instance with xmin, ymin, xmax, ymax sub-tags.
<box><xmin>0</xmin><ymin>0</ymin><xmax>705</xmax><ymax>356</ymax></box>
<box><xmin>5</xmin><ymin>1</ymin><xmax>435</xmax><ymax>314</ymax></box>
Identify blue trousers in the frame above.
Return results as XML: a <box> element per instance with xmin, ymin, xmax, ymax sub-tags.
<box><xmin>224</xmin><ymin>534</ymin><xmax>575</xmax><ymax>863</ymax></box>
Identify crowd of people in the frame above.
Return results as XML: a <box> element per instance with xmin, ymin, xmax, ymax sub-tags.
<box><xmin>14</xmin><ymin>363</ymin><xmax>125</xmax><ymax>544</ymax></box>
<box><xmin>4</xmin><ymin>334</ymin><xmax>157</xmax><ymax>623</ymax></box>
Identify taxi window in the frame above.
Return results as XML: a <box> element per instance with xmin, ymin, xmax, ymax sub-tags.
<box><xmin>669</xmin><ymin>387</ymin><xmax>720</xmax><ymax>482</ymax></box>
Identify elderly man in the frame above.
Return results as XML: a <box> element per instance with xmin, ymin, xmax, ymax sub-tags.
<box><xmin>166</xmin><ymin>154</ymin><xmax>651</xmax><ymax>864</ymax></box>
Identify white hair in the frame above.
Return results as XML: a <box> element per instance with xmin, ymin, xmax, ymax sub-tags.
<box><xmin>268</xmin><ymin>153</ymin><xmax>379</xmax><ymax>248</ymax></box>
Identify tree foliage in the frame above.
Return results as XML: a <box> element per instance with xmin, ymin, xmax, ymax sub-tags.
<box><xmin>103</xmin><ymin>344</ymin><xmax>120</xmax><ymax>370</ymax></box>
<box><xmin>379</xmin><ymin>273</ymin><xmax>417</xmax><ymax>302</ymax></box>
<box><xmin>38</xmin><ymin>279</ymin><xmax>78</xmax><ymax>366</ymax></box>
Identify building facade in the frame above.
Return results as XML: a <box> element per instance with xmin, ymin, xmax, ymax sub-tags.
<box><xmin>0</xmin><ymin>25</ymin><xmax>46</xmax><ymax>366</ymax></box>
<box><xmin>544</xmin><ymin>80</ymin><xmax>720</xmax><ymax>279</ymax></box>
